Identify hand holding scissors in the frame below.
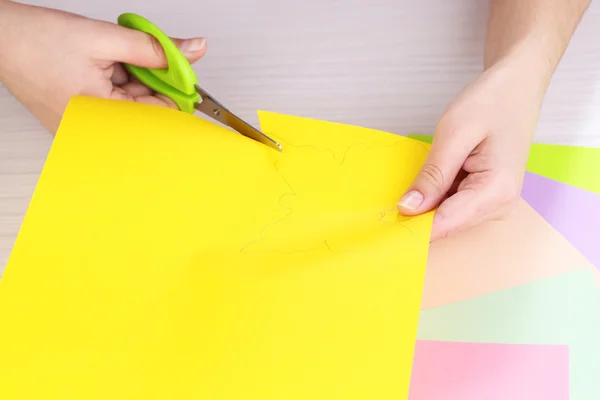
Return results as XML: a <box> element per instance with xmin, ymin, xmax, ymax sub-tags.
<box><xmin>117</xmin><ymin>13</ymin><xmax>282</xmax><ymax>151</ymax></box>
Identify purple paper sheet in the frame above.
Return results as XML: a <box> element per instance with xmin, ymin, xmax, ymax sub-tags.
<box><xmin>521</xmin><ymin>172</ymin><xmax>600</xmax><ymax>270</ymax></box>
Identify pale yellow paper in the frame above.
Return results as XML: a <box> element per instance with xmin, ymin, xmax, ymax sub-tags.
<box><xmin>0</xmin><ymin>97</ymin><xmax>433</xmax><ymax>400</ymax></box>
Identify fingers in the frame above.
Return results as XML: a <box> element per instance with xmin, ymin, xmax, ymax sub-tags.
<box><xmin>152</xmin><ymin>94</ymin><xmax>179</xmax><ymax>109</ymax></box>
<box><xmin>398</xmin><ymin>129</ymin><xmax>474</xmax><ymax>215</ymax></box>
<box><xmin>170</xmin><ymin>37</ymin><xmax>206</xmax><ymax>64</ymax></box>
<box><xmin>111</xmin><ymin>63</ymin><xmax>128</xmax><ymax>85</ymax></box>
<box><xmin>108</xmin><ymin>87</ymin><xmax>134</xmax><ymax>102</ymax></box>
<box><xmin>108</xmin><ymin>86</ymin><xmax>178</xmax><ymax>110</ymax></box>
<box><xmin>93</xmin><ymin>21</ymin><xmax>206</xmax><ymax>68</ymax></box>
<box><xmin>429</xmin><ymin>172</ymin><xmax>520</xmax><ymax>241</ymax></box>
<box><xmin>121</xmin><ymin>81</ymin><xmax>153</xmax><ymax>97</ymax></box>
<box><xmin>135</xmin><ymin>95</ymin><xmax>177</xmax><ymax>109</ymax></box>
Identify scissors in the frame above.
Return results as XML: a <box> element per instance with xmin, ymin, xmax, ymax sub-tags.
<box><xmin>117</xmin><ymin>13</ymin><xmax>282</xmax><ymax>152</ymax></box>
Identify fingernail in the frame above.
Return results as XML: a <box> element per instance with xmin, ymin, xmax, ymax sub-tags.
<box><xmin>398</xmin><ymin>190</ymin><xmax>424</xmax><ymax>210</ymax></box>
<box><xmin>181</xmin><ymin>38</ymin><xmax>206</xmax><ymax>53</ymax></box>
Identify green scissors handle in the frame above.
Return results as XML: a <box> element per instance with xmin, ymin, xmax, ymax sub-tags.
<box><xmin>116</xmin><ymin>13</ymin><xmax>283</xmax><ymax>151</ymax></box>
<box><xmin>117</xmin><ymin>13</ymin><xmax>200</xmax><ymax>114</ymax></box>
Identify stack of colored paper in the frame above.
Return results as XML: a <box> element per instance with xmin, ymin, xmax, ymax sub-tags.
<box><xmin>0</xmin><ymin>96</ymin><xmax>598</xmax><ymax>399</ymax></box>
<box><xmin>409</xmin><ymin>134</ymin><xmax>600</xmax><ymax>400</ymax></box>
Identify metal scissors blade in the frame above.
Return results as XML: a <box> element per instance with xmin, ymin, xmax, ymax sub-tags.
<box><xmin>195</xmin><ymin>86</ymin><xmax>282</xmax><ymax>152</ymax></box>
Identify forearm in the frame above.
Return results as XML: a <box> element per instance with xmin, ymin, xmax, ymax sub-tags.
<box><xmin>0</xmin><ymin>1</ymin><xmax>18</xmax><ymax>79</ymax></box>
<box><xmin>0</xmin><ymin>1</ymin><xmax>44</xmax><ymax>83</ymax></box>
<box><xmin>0</xmin><ymin>1</ymin><xmax>16</xmax><ymax>30</ymax></box>
<box><xmin>485</xmin><ymin>0</ymin><xmax>589</xmax><ymax>84</ymax></box>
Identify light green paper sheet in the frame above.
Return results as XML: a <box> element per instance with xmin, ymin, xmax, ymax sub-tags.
<box><xmin>417</xmin><ymin>268</ymin><xmax>600</xmax><ymax>399</ymax></box>
<box><xmin>408</xmin><ymin>135</ymin><xmax>433</xmax><ymax>144</ymax></box>
<box><xmin>526</xmin><ymin>144</ymin><xmax>600</xmax><ymax>194</ymax></box>
<box><xmin>407</xmin><ymin>135</ymin><xmax>600</xmax><ymax>194</ymax></box>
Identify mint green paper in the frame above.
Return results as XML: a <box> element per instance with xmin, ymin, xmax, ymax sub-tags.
<box><xmin>417</xmin><ymin>269</ymin><xmax>600</xmax><ymax>399</ymax></box>
<box><xmin>407</xmin><ymin>135</ymin><xmax>600</xmax><ymax>194</ymax></box>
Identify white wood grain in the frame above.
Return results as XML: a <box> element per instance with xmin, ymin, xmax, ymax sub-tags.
<box><xmin>1</xmin><ymin>0</ymin><xmax>600</xmax><ymax>272</ymax></box>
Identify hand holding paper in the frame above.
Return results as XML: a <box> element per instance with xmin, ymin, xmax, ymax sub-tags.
<box><xmin>398</xmin><ymin>0</ymin><xmax>589</xmax><ymax>241</ymax></box>
<box><xmin>397</xmin><ymin>56</ymin><xmax>540</xmax><ymax>241</ymax></box>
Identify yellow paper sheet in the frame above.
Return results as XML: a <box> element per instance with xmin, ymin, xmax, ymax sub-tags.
<box><xmin>0</xmin><ymin>97</ymin><xmax>433</xmax><ymax>400</ymax></box>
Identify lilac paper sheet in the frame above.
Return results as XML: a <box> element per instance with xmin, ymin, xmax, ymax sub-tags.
<box><xmin>521</xmin><ymin>172</ymin><xmax>600</xmax><ymax>270</ymax></box>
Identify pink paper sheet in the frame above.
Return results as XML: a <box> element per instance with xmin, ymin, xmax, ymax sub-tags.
<box><xmin>409</xmin><ymin>341</ymin><xmax>569</xmax><ymax>400</ymax></box>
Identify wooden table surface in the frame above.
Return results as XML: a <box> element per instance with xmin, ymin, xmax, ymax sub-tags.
<box><xmin>2</xmin><ymin>0</ymin><xmax>600</xmax><ymax>273</ymax></box>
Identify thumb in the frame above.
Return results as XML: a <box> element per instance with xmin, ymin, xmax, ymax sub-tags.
<box><xmin>94</xmin><ymin>22</ymin><xmax>206</xmax><ymax>68</ymax></box>
<box><xmin>398</xmin><ymin>136</ymin><xmax>470</xmax><ymax>215</ymax></box>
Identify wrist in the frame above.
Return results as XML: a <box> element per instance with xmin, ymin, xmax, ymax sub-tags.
<box><xmin>0</xmin><ymin>1</ymin><xmax>13</xmax><ymax>45</ymax></box>
<box><xmin>485</xmin><ymin>37</ymin><xmax>556</xmax><ymax>101</ymax></box>
<box><xmin>0</xmin><ymin>1</ymin><xmax>16</xmax><ymax>23</ymax></box>
<box><xmin>0</xmin><ymin>1</ymin><xmax>18</xmax><ymax>79</ymax></box>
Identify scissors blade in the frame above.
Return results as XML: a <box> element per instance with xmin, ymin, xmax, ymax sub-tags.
<box><xmin>194</xmin><ymin>85</ymin><xmax>282</xmax><ymax>152</ymax></box>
